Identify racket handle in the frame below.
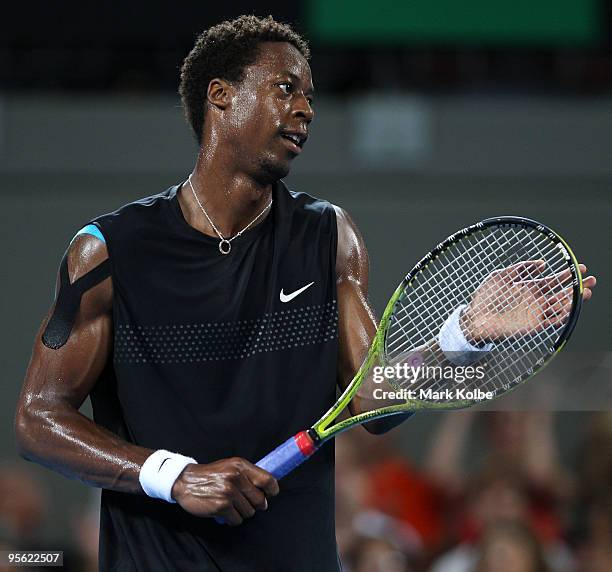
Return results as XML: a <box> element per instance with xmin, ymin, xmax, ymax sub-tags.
<box><xmin>215</xmin><ymin>431</ymin><xmax>317</xmax><ymax>524</ymax></box>
<box><xmin>256</xmin><ymin>430</ymin><xmax>318</xmax><ymax>480</ymax></box>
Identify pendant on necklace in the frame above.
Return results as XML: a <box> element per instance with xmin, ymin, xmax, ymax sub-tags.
<box><xmin>219</xmin><ymin>239</ymin><xmax>231</xmax><ymax>255</ymax></box>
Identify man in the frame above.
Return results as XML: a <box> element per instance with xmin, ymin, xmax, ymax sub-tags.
<box><xmin>14</xmin><ymin>15</ymin><xmax>596</xmax><ymax>572</ymax></box>
<box><xmin>14</xmin><ymin>15</ymin><xmax>391</xmax><ymax>572</ymax></box>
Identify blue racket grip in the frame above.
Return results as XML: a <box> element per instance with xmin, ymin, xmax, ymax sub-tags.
<box><xmin>215</xmin><ymin>431</ymin><xmax>317</xmax><ymax>524</ymax></box>
<box><xmin>256</xmin><ymin>430</ymin><xmax>318</xmax><ymax>479</ymax></box>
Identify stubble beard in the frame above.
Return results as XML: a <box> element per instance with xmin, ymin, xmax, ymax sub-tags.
<box><xmin>254</xmin><ymin>154</ymin><xmax>291</xmax><ymax>185</ymax></box>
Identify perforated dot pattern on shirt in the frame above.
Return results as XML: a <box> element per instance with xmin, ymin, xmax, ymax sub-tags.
<box><xmin>114</xmin><ymin>300</ymin><xmax>338</xmax><ymax>364</ymax></box>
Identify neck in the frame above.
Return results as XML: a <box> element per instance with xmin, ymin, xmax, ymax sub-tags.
<box><xmin>180</xmin><ymin>146</ymin><xmax>273</xmax><ymax>239</ymax></box>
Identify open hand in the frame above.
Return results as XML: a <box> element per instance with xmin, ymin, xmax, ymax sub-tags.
<box><xmin>462</xmin><ymin>261</ymin><xmax>596</xmax><ymax>342</ymax></box>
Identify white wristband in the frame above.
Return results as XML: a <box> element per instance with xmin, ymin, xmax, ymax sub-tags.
<box><xmin>139</xmin><ymin>449</ymin><xmax>197</xmax><ymax>503</ymax></box>
<box><xmin>438</xmin><ymin>304</ymin><xmax>494</xmax><ymax>366</ymax></box>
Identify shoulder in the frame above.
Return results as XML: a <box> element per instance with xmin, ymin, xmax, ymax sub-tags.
<box><xmin>276</xmin><ymin>182</ymin><xmax>369</xmax><ymax>278</ymax></box>
<box><xmin>91</xmin><ymin>185</ymin><xmax>178</xmax><ymax>237</ymax></box>
<box><xmin>332</xmin><ymin>205</ymin><xmax>369</xmax><ymax>281</ymax></box>
<box><xmin>278</xmin><ymin>180</ymin><xmax>335</xmax><ymax>220</ymax></box>
<box><xmin>332</xmin><ymin>205</ymin><xmax>358</xmax><ymax>243</ymax></box>
<box><xmin>62</xmin><ymin>230</ymin><xmax>112</xmax><ymax>314</ymax></box>
<box><xmin>66</xmin><ymin>227</ymin><xmax>109</xmax><ymax>281</ymax></box>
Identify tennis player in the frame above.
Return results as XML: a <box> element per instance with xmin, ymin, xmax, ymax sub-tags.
<box><xmin>15</xmin><ymin>15</ymin><xmax>596</xmax><ymax>572</ymax></box>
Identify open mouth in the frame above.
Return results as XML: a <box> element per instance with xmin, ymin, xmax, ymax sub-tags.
<box><xmin>280</xmin><ymin>132</ymin><xmax>306</xmax><ymax>154</ymax></box>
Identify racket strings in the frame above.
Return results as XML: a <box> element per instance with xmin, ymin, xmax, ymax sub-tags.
<box><xmin>386</xmin><ymin>226</ymin><xmax>521</xmax><ymax>351</ymax></box>
<box><xmin>383</xmin><ymin>225</ymin><xmax>573</xmax><ymax>402</ymax></box>
<box><xmin>389</xmin><ymin>228</ymin><xmax>567</xmax><ymax>354</ymax></box>
<box><xmin>405</xmin><ymin>228</ymin><xmax>566</xmax><ymax>342</ymax></box>
<box><xmin>414</xmin><ymin>266</ymin><xmax>567</xmax><ymax>396</ymax></box>
<box><xmin>389</xmin><ymin>226</ymin><xmax>513</xmax><ymax>329</ymax></box>
<box><xmin>387</xmin><ymin>227</ymin><xmax>540</xmax><ymax>354</ymax></box>
<box><xmin>430</xmin><ymin>242</ymin><xmax>559</xmax><ymax>366</ymax></box>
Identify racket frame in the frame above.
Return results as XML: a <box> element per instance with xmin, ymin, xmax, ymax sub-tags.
<box><xmin>311</xmin><ymin>216</ymin><xmax>583</xmax><ymax>445</ymax></box>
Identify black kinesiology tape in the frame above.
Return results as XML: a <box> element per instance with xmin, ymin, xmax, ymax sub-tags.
<box><xmin>42</xmin><ymin>253</ymin><xmax>111</xmax><ymax>349</ymax></box>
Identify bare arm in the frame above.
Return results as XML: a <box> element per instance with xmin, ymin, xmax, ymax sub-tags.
<box><xmin>15</xmin><ymin>234</ymin><xmax>151</xmax><ymax>492</ymax></box>
<box><xmin>334</xmin><ymin>205</ymin><xmax>412</xmax><ymax>434</ymax></box>
<box><xmin>15</xmin><ymin>234</ymin><xmax>277</xmax><ymax>525</ymax></box>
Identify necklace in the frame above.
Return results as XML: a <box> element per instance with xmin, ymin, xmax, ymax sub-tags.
<box><xmin>187</xmin><ymin>174</ymin><xmax>272</xmax><ymax>255</ymax></box>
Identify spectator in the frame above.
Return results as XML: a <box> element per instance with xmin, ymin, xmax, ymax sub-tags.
<box><xmin>474</xmin><ymin>521</ymin><xmax>549</xmax><ymax>572</ymax></box>
<box><xmin>0</xmin><ymin>464</ymin><xmax>47</xmax><ymax>547</ymax></box>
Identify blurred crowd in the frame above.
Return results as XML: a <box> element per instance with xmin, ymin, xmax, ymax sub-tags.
<box><xmin>0</xmin><ymin>465</ymin><xmax>98</xmax><ymax>572</ymax></box>
<box><xmin>1</xmin><ymin>412</ymin><xmax>610</xmax><ymax>571</ymax></box>
<box><xmin>336</xmin><ymin>412</ymin><xmax>612</xmax><ymax>572</ymax></box>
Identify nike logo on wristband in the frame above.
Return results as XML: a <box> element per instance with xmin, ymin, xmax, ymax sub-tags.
<box><xmin>158</xmin><ymin>458</ymin><xmax>171</xmax><ymax>472</ymax></box>
<box><xmin>280</xmin><ymin>282</ymin><xmax>314</xmax><ymax>303</ymax></box>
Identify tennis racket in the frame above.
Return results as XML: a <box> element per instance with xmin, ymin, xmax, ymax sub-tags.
<box><xmin>253</xmin><ymin>216</ymin><xmax>582</xmax><ymax>482</ymax></box>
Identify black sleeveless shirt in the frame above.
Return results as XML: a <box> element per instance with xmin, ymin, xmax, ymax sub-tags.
<box><xmin>89</xmin><ymin>181</ymin><xmax>341</xmax><ymax>571</ymax></box>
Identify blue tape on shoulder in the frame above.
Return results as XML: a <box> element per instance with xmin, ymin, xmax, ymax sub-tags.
<box><xmin>74</xmin><ymin>224</ymin><xmax>106</xmax><ymax>244</ymax></box>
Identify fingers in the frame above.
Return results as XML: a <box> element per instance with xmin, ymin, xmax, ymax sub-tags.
<box><xmin>542</xmin><ymin>298</ymin><xmax>572</xmax><ymax>327</ymax></box>
<box><xmin>579</xmin><ymin>264</ymin><xmax>595</xmax><ymax>301</ymax></box>
<box><xmin>577</xmin><ymin>265</ymin><xmax>597</xmax><ymax>300</ymax></box>
<box><xmin>532</xmin><ymin>268</ymin><xmax>573</xmax><ymax>292</ymax></box>
<box><xmin>212</xmin><ymin>481</ymin><xmax>264</xmax><ymax>526</ymax></box>
<box><xmin>545</xmin><ymin>273</ymin><xmax>596</xmax><ymax>303</ymax></box>
<box><xmin>544</xmin><ymin>284</ymin><xmax>573</xmax><ymax>306</ymax></box>
<box><xmin>176</xmin><ymin>457</ymin><xmax>280</xmax><ymax>525</ymax></box>
<box><xmin>220</xmin><ymin>459</ymin><xmax>279</xmax><ymax>526</ymax></box>
<box><xmin>240</xmin><ymin>461</ymin><xmax>280</xmax><ymax>498</ymax></box>
<box><xmin>536</xmin><ymin>269</ymin><xmax>594</xmax><ymax>324</ymax></box>
<box><xmin>501</xmin><ymin>260</ymin><xmax>546</xmax><ymax>282</ymax></box>
<box><xmin>229</xmin><ymin>487</ymin><xmax>258</xmax><ymax>522</ymax></box>
<box><xmin>219</xmin><ymin>503</ymin><xmax>246</xmax><ymax>527</ymax></box>
<box><xmin>582</xmin><ymin>275</ymin><xmax>596</xmax><ymax>301</ymax></box>
<box><xmin>525</xmin><ymin>265</ymin><xmax>595</xmax><ymax>300</ymax></box>
<box><xmin>541</xmin><ymin>312</ymin><xmax>571</xmax><ymax>329</ymax></box>
<box><xmin>523</xmin><ymin>264</ymin><xmax>580</xmax><ymax>294</ymax></box>
<box><xmin>235</xmin><ymin>472</ymin><xmax>269</xmax><ymax>513</ymax></box>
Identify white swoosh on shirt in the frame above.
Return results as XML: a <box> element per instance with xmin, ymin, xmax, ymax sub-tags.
<box><xmin>280</xmin><ymin>282</ymin><xmax>315</xmax><ymax>303</ymax></box>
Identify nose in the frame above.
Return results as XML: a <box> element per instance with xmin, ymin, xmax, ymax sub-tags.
<box><xmin>292</xmin><ymin>93</ymin><xmax>314</xmax><ymax>123</ymax></box>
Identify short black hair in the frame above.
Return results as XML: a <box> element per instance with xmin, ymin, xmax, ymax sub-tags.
<box><xmin>179</xmin><ymin>15</ymin><xmax>310</xmax><ymax>145</ymax></box>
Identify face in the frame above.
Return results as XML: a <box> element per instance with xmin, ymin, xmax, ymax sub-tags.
<box><xmin>474</xmin><ymin>481</ymin><xmax>527</xmax><ymax>526</ymax></box>
<box><xmin>218</xmin><ymin>42</ymin><xmax>315</xmax><ymax>183</ymax></box>
<box><xmin>479</xmin><ymin>536</ymin><xmax>534</xmax><ymax>572</ymax></box>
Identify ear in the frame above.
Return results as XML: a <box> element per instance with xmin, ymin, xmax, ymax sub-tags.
<box><xmin>207</xmin><ymin>78</ymin><xmax>233</xmax><ymax>111</ymax></box>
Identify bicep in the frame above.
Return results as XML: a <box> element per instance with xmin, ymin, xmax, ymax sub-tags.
<box><xmin>333</xmin><ymin>207</ymin><xmax>415</xmax><ymax>432</ymax></box>
<box><xmin>334</xmin><ymin>205</ymin><xmax>377</xmax><ymax>391</ymax></box>
<box><xmin>18</xmin><ymin>235</ymin><xmax>113</xmax><ymax>413</ymax></box>
<box><xmin>24</xmin><ymin>303</ymin><xmax>112</xmax><ymax>411</ymax></box>
<box><xmin>336</xmin><ymin>278</ymin><xmax>377</xmax><ymax>392</ymax></box>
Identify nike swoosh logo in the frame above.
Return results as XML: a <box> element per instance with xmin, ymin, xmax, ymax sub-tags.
<box><xmin>158</xmin><ymin>458</ymin><xmax>171</xmax><ymax>472</ymax></box>
<box><xmin>280</xmin><ymin>282</ymin><xmax>314</xmax><ymax>303</ymax></box>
